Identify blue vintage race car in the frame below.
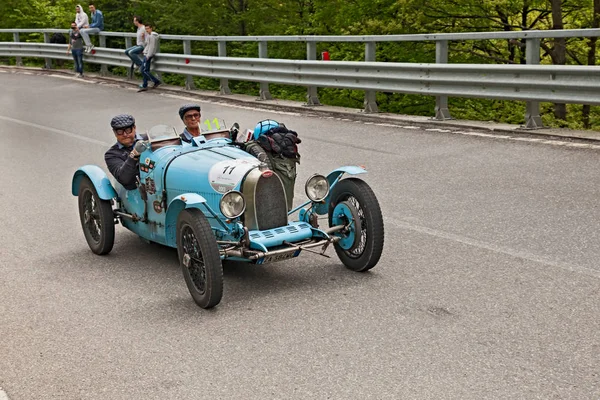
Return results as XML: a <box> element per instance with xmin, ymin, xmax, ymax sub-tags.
<box><xmin>72</xmin><ymin>122</ymin><xmax>384</xmax><ymax>308</ymax></box>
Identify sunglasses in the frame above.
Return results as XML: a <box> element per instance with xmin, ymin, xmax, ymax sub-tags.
<box><xmin>184</xmin><ymin>112</ymin><xmax>201</xmax><ymax>120</ymax></box>
<box><xmin>114</xmin><ymin>126</ymin><xmax>135</xmax><ymax>136</ymax></box>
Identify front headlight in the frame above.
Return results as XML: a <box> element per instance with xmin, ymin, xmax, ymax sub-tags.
<box><xmin>305</xmin><ymin>174</ymin><xmax>330</xmax><ymax>202</ymax></box>
<box><xmin>220</xmin><ymin>191</ymin><xmax>246</xmax><ymax>219</ymax></box>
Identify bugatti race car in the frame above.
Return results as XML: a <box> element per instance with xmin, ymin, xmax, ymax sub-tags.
<box><xmin>72</xmin><ymin>121</ymin><xmax>384</xmax><ymax>308</ymax></box>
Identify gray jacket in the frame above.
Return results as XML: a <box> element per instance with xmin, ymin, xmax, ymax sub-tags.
<box><xmin>143</xmin><ymin>32</ymin><xmax>159</xmax><ymax>58</ymax></box>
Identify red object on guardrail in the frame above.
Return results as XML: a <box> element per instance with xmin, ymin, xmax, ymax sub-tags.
<box><xmin>91</xmin><ymin>49</ymin><xmax>96</xmax><ymax>55</ymax></box>
<box><xmin>321</xmin><ymin>51</ymin><xmax>330</xmax><ymax>61</ymax></box>
<box><xmin>185</xmin><ymin>58</ymin><xmax>190</xmax><ymax>64</ymax></box>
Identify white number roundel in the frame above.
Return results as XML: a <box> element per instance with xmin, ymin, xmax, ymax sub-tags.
<box><xmin>208</xmin><ymin>158</ymin><xmax>259</xmax><ymax>193</ymax></box>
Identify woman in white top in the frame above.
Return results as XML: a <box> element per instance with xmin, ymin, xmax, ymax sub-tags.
<box><xmin>75</xmin><ymin>5</ymin><xmax>89</xmax><ymax>29</ymax></box>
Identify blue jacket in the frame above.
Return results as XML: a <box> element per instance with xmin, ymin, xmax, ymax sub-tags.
<box><xmin>89</xmin><ymin>10</ymin><xmax>104</xmax><ymax>30</ymax></box>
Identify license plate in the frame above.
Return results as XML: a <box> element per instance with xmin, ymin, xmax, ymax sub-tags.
<box><xmin>259</xmin><ymin>249</ymin><xmax>301</xmax><ymax>264</ymax></box>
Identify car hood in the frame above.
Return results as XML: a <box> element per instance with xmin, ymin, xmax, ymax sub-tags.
<box><xmin>165</xmin><ymin>145</ymin><xmax>260</xmax><ymax>195</ymax></box>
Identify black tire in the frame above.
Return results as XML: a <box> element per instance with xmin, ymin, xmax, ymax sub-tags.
<box><xmin>328</xmin><ymin>178</ymin><xmax>384</xmax><ymax>272</ymax></box>
<box><xmin>77</xmin><ymin>176</ymin><xmax>115</xmax><ymax>255</ymax></box>
<box><xmin>177</xmin><ymin>209</ymin><xmax>223</xmax><ymax>309</ymax></box>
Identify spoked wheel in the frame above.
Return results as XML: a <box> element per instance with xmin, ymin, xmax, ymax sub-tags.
<box><xmin>328</xmin><ymin>178</ymin><xmax>384</xmax><ymax>272</ymax></box>
<box><xmin>177</xmin><ymin>209</ymin><xmax>223</xmax><ymax>309</ymax></box>
<box><xmin>77</xmin><ymin>177</ymin><xmax>115</xmax><ymax>255</ymax></box>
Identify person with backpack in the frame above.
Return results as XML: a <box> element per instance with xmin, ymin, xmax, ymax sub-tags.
<box><xmin>244</xmin><ymin>120</ymin><xmax>301</xmax><ymax>210</ymax></box>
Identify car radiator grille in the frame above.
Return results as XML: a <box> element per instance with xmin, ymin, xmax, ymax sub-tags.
<box><xmin>255</xmin><ymin>174</ymin><xmax>287</xmax><ymax>230</ymax></box>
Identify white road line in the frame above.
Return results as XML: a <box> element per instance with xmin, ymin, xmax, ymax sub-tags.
<box><xmin>0</xmin><ymin>387</ymin><xmax>10</xmax><ymax>400</ymax></box>
<box><xmin>389</xmin><ymin>218</ymin><xmax>600</xmax><ymax>279</ymax></box>
<box><xmin>567</xmin><ymin>143</ymin><xmax>594</xmax><ymax>148</ymax></box>
<box><xmin>0</xmin><ymin>115</ymin><xmax>110</xmax><ymax>146</ymax></box>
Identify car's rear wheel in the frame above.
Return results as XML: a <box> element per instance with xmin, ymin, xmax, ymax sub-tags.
<box><xmin>328</xmin><ymin>178</ymin><xmax>384</xmax><ymax>272</ymax></box>
<box><xmin>177</xmin><ymin>209</ymin><xmax>223</xmax><ymax>309</ymax></box>
<box><xmin>77</xmin><ymin>176</ymin><xmax>115</xmax><ymax>255</ymax></box>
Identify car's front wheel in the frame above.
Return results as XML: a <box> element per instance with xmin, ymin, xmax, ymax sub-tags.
<box><xmin>328</xmin><ymin>178</ymin><xmax>384</xmax><ymax>272</ymax></box>
<box><xmin>77</xmin><ymin>176</ymin><xmax>115</xmax><ymax>255</ymax></box>
<box><xmin>177</xmin><ymin>209</ymin><xmax>223</xmax><ymax>309</ymax></box>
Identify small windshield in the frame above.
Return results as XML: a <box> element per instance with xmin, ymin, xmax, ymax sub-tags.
<box><xmin>147</xmin><ymin>124</ymin><xmax>179</xmax><ymax>142</ymax></box>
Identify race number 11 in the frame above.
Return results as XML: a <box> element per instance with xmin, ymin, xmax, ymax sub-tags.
<box><xmin>204</xmin><ymin>118</ymin><xmax>221</xmax><ymax>131</ymax></box>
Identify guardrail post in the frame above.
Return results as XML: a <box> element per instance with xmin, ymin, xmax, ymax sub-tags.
<box><xmin>258</xmin><ymin>41</ymin><xmax>272</xmax><ymax>100</ymax></box>
<box><xmin>364</xmin><ymin>42</ymin><xmax>378</xmax><ymax>113</ymax></box>
<box><xmin>125</xmin><ymin>36</ymin><xmax>134</xmax><ymax>80</ymax></box>
<box><xmin>43</xmin><ymin>32</ymin><xmax>53</xmax><ymax>69</ymax></box>
<box><xmin>154</xmin><ymin>36</ymin><xmax>162</xmax><ymax>83</ymax></box>
<box><xmin>306</xmin><ymin>41</ymin><xmax>321</xmax><ymax>106</ymax></box>
<box><xmin>99</xmin><ymin>35</ymin><xmax>108</xmax><ymax>75</ymax></box>
<box><xmin>183</xmin><ymin>40</ymin><xmax>196</xmax><ymax>90</ymax></box>
<box><xmin>13</xmin><ymin>33</ymin><xmax>23</xmax><ymax>66</ymax></box>
<box><xmin>434</xmin><ymin>40</ymin><xmax>451</xmax><ymax>120</ymax></box>
<box><xmin>218</xmin><ymin>41</ymin><xmax>231</xmax><ymax>95</ymax></box>
<box><xmin>524</xmin><ymin>38</ymin><xmax>543</xmax><ymax>129</ymax></box>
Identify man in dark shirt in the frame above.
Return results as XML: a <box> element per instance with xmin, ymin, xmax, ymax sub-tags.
<box><xmin>178</xmin><ymin>103</ymin><xmax>202</xmax><ymax>143</ymax></box>
<box><xmin>104</xmin><ymin>114</ymin><xmax>147</xmax><ymax>190</ymax></box>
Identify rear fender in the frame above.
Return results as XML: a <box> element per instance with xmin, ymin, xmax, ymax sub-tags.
<box><xmin>72</xmin><ymin>165</ymin><xmax>117</xmax><ymax>200</ymax></box>
<box><xmin>164</xmin><ymin>193</ymin><xmax>208</xmax><ymax>247</ymax></box>
<box><xmin>313</xmin><ymin>166</ymin><xmax>367</xmax><ymax>215</ymax></box>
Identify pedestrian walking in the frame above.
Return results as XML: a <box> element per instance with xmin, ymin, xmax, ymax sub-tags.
<box><xmin>66</xmin><ymin>22</ymin><xmax>84</xmax><ymax>77</ymax></box>
<box><xmin>80</xmin><ymin>3</ymin><xmax>104</xmax><ymax>53</ymax></box>
<box><xmin>124</xmin><ymin>16</ymin><xmax>145</xmax><ymax>72</ymax></box>
<box><xmin>138</xmin><ymin>23</ymin><xmax>161</xmax><ymax>92</ymax></box>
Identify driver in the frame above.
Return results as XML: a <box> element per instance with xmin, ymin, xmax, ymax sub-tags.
<box><xmin>104</xmin><ymin>114</ymin><xmax>147</xmax><ymax>190</ymax></box>
<box><xmin>178</xmin><ymin>103</ymin><xmax>202</xmax><ymax>143</ymax></box>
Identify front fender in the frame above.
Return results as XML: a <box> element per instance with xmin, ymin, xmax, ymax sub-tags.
<box><xmin>72</xmin><ymin>165</ymin><xmax>117</xmax><ymax>200</ymax></box>
<box><xmin>164</xmin><ymin>193</ymin><xmax>208</xmax><ymax>247</ymax></box>
<box><xmin>326</xmin><ymin>166</ymin><xmax>367</xmax><ymax>187</ymax></box>
<box><xmin>313</xmin><ymin>166</ymin><xmax>367</xmax><ymax>215</ymax></box>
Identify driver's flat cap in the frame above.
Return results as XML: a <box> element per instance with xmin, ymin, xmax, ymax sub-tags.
<box><xmin>110</xmin><ymin>114</ymin><xmax>135</xmax><ymax>129</ymax></box>
<box><xmin>178</xmin><ymin>103</ymin><xmax>201</xmax><ymax>120</ymax></box>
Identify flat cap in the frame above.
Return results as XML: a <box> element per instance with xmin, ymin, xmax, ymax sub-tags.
<box><xmin>110</xmin><ymin>114</ymin><xmax>135</xmax><ymax>129</ymax></box>
<box><xmin>178</xmin><ymin>104</ymin><xmax>201</xmax><ymax>120</ymax></box>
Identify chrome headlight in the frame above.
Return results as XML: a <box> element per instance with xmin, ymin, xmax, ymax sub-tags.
<box><xmin>305</xmin><ymin>174</ymin><xmax>330</xmax><ymax>202</ymax></box>
<box><xmin>220</xmin><ymin>191</ymin><xmax>246</xmax><ymax>219</ymax></box>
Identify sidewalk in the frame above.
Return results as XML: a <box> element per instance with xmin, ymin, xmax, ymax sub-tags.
<box><xmin>5</xmin><ymin>65</ymin><xmax>600</xmax><ymax>142</ymax></box>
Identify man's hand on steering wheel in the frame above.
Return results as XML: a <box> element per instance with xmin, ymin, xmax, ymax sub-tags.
<box><xmin>130</xmin><ymin>140</ymin><xmax>149</xmax><ymax>159</ymax></box>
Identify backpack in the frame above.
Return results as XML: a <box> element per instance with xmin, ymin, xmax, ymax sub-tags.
<box><xmin>256</xmin><ymin>126</ymin><xmax>301</xmax><ymax>159</ymax></box>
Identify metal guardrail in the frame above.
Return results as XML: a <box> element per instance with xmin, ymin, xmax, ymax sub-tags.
<box><xmin>2</xmin><ymin>28</ymin><xmax>600</xmax><ymax>128</ymax></box>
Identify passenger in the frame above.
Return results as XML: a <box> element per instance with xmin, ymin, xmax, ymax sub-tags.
<box><xmin>104</xmin><ymin>114</ymin><xmax>147</xmax><ymax>190</ymax></box>
<box><xmin>178</xmin><ymin>103</ymin><xmax>202</xmax><ymax>143</ymax></box>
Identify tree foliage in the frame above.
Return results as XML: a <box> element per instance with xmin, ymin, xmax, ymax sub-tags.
<box><xmin>1</xmin><ymin>0</ymin><xmax>599</xmax><ymax>129</ymax></box>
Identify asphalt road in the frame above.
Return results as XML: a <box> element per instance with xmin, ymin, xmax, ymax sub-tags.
<box><xmin>1</xmin><ymin>70</ymin><xmax>599</xmax><ymax>399</ymax></box>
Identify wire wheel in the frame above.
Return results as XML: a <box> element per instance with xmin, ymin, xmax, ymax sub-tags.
<box><xmin>177</xmin><ymin>209</ymin><xmax>223</xmax><ymax>309</ymax></box>
<box><xmin>328</xmin><ymin>178</ymin><xmax>384</xmax><ymax>272</ymax></box>
<box><xmin>77</xmin><ymin>177</ymin><xmax>115</xmax><ymax>255</ymax></box>
<box><xmin>181</xmin><ymin>226</ymin><xmax>207</xmax><ymax>294</ymax></box>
